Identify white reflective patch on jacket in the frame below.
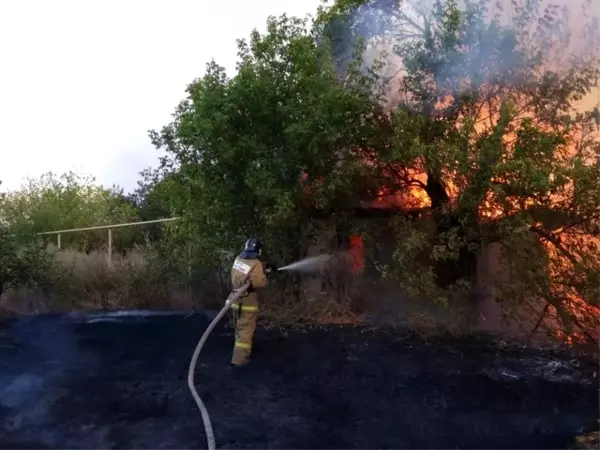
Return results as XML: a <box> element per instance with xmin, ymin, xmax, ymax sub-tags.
<box><xmin>233</xmin><ymin>259</ymin><xmax>252</xmax><ymax>275</ymax></box>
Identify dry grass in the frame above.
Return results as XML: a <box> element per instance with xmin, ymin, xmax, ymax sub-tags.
<box><xmin>2</xmin><ymin>246</ymin><xmax>374</xmax><ymax>321</ymax></box>
<box><xmin>55</xmin><ymin>248</ymin><xmax>168</xmax><ymax>309</ymax></box>
<box><xmin>1</xmin><ymin>246</ymin><xmax>195</xmax><ymax>314</ymax></box>
<box><xmin>573</xmin><ymin>430</ymin><xmax>600</xmax><ymax>449</ymax></box>
<box><xmin>259</xmin><ymin>263</ymin><xmax>375</xmax><ymax>327</ymax></box>
<box><xmin>0</xmin><ymin>245</ymin><xmax>470</xmax><ymax>337</ymax></box>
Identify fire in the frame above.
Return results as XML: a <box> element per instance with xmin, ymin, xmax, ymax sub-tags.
<box><xmin>380</xmin><ymin>86</ymin><xmax>599</xmax><ymax>344</ymax></box>
<box><xmin>370</xmin><ymin>169</ymin><xmax>431</xmax><ymax>209</ymax></box>
<box><xmin>301</xmin><ymin>80</ymin><xmax>598</xmax><ymax>343</ymax></box>
<box><xmin>407</xmin><ymin>170</ymin><xmax>431</xmax><ymax>208</ymax></box>
<box><xmin>541</xmin><ymin>231</ymin><xmax>600</xmax><ymax>344</ymax></box>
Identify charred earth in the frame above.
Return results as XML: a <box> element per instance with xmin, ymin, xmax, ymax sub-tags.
<box><xmin>0</xmin><ymin>312</ymin><xmax>597</xmax><ymax>449</ymax></box>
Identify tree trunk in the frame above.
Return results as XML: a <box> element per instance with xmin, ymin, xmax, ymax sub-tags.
<box><xmin>426</xmin><ymin>172</ymin><xmax>478</xmax><ymax>289</ymax></box>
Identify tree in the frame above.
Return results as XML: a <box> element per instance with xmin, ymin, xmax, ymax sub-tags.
<box><xmin>0</xmin><ymin>220</ymin><xmax>60</xmax><ymax>302</ymax></box>
<box><xmin>128</xmin><ymin>167</ymin><xmax>173</xmax><ymax>221</ymax></box>
<box><xmin>149</xmin><ymin>14</ymin><xmax>393</xmax><ymax>271</ymax></box>
<box><xmin>124</xmin><ymin>167</ymin><xmax>178</xmax><ymax>243</ymax></box>
<box><xmin>327</xmin><ymin>0</ymin><xmax>600</xmax><ymax>340</ymax></box>
<box><xmin>1</xmin><ymin>171</ymin><xmax>140</xmax><ymax>252</ymax></box>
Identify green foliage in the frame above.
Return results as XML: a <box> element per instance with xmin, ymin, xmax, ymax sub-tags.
<box><xmin>1</xmin><ymin>172</ymin><xmax>140</xmax><ymax>252</ymax></box>
<box><xmin>126</xmin><ymin>167</ymin><xmax>179</xmax><ymax>242</ymax></box>
<box><xmin>0</xmin><ymin>182</ymin><xmax>57</xmax><ymax>298</ymax></box>
<box><xmin>0</xmin><ymin>225</ymin><xmax>62</xmax><ymax>300</ymax></box>
<box><xmin>149</xmin><ymin>13</ymin><xmax>392</xmax><ymax>269</ymax></box>
<box><xmin>127</xmin><ymin>168</ymin><xmax>164</xmax><ymax>222</ymax></box>
<box><xmin>330</xmin><ymin>0</ymin><xmax>600</xmax><ymax>337</ymax></box>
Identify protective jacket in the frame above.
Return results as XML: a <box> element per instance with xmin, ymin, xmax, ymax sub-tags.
<box><xmin>230</xmin><ymin>255</ymin><xmax>268</xmax><ymax>365</ymax></box>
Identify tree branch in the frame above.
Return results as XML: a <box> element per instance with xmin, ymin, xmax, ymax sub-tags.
<box><xmin>530</xmin><ymin>225</ymin><xmax>578</xmax><ymax>265</ymax></box>
<box><xmin>526</xmin><ymin>302</ymin><xmax>550</xmax><ymax>345</ymax></box>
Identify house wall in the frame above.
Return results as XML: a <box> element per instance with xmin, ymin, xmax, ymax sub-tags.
<box><xmin>474</xmin><ymin>240</ymin><xmax>558</xmax><ymax>343</ymax></box>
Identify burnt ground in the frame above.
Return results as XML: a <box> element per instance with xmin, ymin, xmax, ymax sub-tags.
<box><xmin>0</xmin><ymin>311</ymin><xmax>598</xmax><ymax>449</ymax></box>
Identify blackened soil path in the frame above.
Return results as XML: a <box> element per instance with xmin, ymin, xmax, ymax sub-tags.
<box><xmin>0</xmin><ymin>312</ymin><xmax>597</xmax><ymax>449</ymax></box>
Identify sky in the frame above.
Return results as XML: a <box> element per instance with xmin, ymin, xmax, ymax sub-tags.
<box><xmin>0</xmin><ymin>0</ymin><xmax>322</xmax><ymax>194</ymax></box>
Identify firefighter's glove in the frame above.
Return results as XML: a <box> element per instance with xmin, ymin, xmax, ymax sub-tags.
<box><xmin>265</xmin><ymin>263</ymin><xmax>277</xmax><ymax>276</ymax></box>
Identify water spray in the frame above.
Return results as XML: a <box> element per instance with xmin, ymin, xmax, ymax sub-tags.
<box><xmin>277</xmin><ymin>254</ymin><xmax>332</xmax><ymax>274</ymax></box>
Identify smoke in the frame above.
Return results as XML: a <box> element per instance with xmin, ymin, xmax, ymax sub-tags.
<box><xmin>1</xmin><ymin>316</ymin><xmax>97</xmax><ymax>445</ymax></box>
<box><xmin>333</xmin><ymin>0</ymin><xmax>600</xmax><ymax>109</ymax></box>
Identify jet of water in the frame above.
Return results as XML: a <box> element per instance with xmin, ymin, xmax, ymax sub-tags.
<box><xmin>277</xmin><ymin>254</ymin><xmax>332</xmax><ymax>274</ymax></box>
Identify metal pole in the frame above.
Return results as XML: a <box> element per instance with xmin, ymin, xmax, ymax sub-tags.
<box><xmin>57</xmin><ymin>233</ymin><xmax>61</xmax><ymax>250</ymax></box>
<box><xmin>38</xmin><ymin>217</ymin><xmax>180</xmax><ymax>236</ymax></box>
<box><xmin>107</xmin><ymin>228</ymin><xmax>112</xmax><ymax>269</ymax></box>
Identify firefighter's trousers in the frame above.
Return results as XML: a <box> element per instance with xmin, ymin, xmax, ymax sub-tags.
<box><xmin>231</xmin><ymin>292</ymin><xmax>259</xmax><ymax>365</ymax></box>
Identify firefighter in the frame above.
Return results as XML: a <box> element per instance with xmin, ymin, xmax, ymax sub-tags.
<box><xmin>230</xmin><ymin>237</ymin><xmax>272</xmax><ymax>366</ymax></box>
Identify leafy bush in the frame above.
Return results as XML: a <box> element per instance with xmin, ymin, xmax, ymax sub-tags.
<box><xmin>0</xmin><ymin>226</ymin><xmax>66</xmax><ymax>316</ymax></box>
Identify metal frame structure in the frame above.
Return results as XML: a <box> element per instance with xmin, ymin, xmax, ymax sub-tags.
<box><xmin>38</xmin><ymin>217</ymin><xmax>180</xmax><ymax>268</ymax></box>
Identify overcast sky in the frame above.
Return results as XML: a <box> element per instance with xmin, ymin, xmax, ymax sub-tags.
<box><xmin>0</xmin><ymin>0</ymin><xmax>322</xmax><ymax>193</ymax></box>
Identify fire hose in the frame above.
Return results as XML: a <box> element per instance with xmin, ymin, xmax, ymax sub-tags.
<box><xmin>187</xmin><ymin>281</ymin><xmax>251</xmax><ymax>450</ymax></box>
